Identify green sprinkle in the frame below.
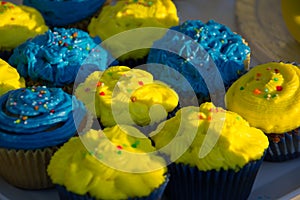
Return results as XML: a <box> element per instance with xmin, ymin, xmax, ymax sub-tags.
<box><xmin>273</xmin><ymin>77</ymin><xmax>279</xmax><ymax>81</ymax></box>
<box><xmin>117</xmin><ymin>150</ymin><xmax>122</xmax><ymax>155</ymax></box>
<box><xmin>131</xmin><ymin>140</ymin><xmax>140</xmax><ymax>148</ymax></box>
<box><xmin>240</xmin><ymin>86</ymin><xmax>244</xmax><ymax>90</ymax></box>
<box><xmin>264</xmin><ymin>88</ymin><xmax>269</xmax><ymax>92</ymax></box>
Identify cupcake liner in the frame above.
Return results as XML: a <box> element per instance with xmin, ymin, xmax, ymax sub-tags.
<box><xmin>165</xmin><ymin>158</ymin><xmax>264</xmax><ymax>200</ymax></box>
<box><xmin>0</xmin><ymin>147</ymin><xmax>58</xmax><ymax>189</ymax></box>
<box><xmin>55</xmin><ymin>174</ymin><xmax>169</xmax><ymax>200</ymax></box>
<box><xmin>265</xmin><ymin>129</ymin><xmax>300</xmax><ymax>162</ymax></box>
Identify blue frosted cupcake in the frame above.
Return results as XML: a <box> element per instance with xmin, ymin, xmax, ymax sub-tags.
<box><xmin>48</xmin><ymin>126</ymin><xmax>169</xmax><ymax>199</ymax></box>
<box><xmin>147</xmin><ymin>20</ymin><xmax>250</xmax><ymax>104</ymax></box>
<box><xmin>8</xmin><ymin>27</ymin><xmax>117</xmax><ymax>93</ymax></box>
<box><xmin>0</xmin><ymin>86</ymin><xmax>87</xmax><ymax>189</ymax></box>
<box><xmin>22</xmin><ymin>0</ymin><xmax>107</xmax><ymax>27</ymax></box>
<box><xmin>150</xmin><ymin>102</ymin><xmax>269</xmax><ymax>200</ymax></box>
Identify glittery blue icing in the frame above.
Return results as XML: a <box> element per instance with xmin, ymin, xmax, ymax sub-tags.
<box><xmin>8</xmin><ymin>27</ymin><xmax>117</xmax><ymax>87</ymax></box>
<box><xmin>23</xmin><ymin>0</ymin><xmax>106</xmax><ymax>26</ymax></box>
<box><xmin>147</xmin><ymin>20</ymin><xmax>250</xmax><ymax>97</ymax></box>
<box><xmin>0</xmin><ymin>86</ymin><xmax>87</xmax><ymax>150</ymax></box>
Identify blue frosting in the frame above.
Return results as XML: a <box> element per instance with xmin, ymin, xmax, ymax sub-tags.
<box><xmin>147</xmin><ymin>20</ymin><xmax>250</xmax><ymax>97</ymax></box>
<box><xmin>0</xmin><ymin>86</ymin><xmax>87</xmax><ymax>150</ymax></box>
<box><xmin>9</xmin><ymin>27</ymin><xmax>117</xmax><ymax>87</ymax></box>
<box><xmin>23</xmin><ymin>0</ymin><xmax>106</xmax><ymax>26</ymax></box>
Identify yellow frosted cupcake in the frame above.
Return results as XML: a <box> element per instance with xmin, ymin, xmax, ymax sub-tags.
<box><xmin>0</xmin><ymin>58</ymin><xmax>25</xmax><ymax>96</ymax></box>
<box><xmin>88</xmin><ymin>0</ymin><xmax>179</xmax><ymax>63</ymax></box>
<box><xmin>226</xmin><ymin>62</ymin><xmax>300</xmax><ymax>162</ymax></box>
<box><xmin>48</xmin><ymin>125</ymin><xmax>168</xmax><ymax>200</ymax></box>
<box><xmin>75</xmin><ymin>66</ymin><xmax>179</xmax><ymax>129</ymax></box>
<box><xmin>0</xmin><ymin>1</ymin><xmax>48</xmax><ymax>60</ymax></box>
<box><xmin>150</xmin><ymin>102</ymin><xmax>269</xmax><ymax>199</ymax></box>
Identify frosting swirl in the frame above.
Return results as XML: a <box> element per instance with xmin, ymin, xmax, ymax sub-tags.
<box><xmin>0</xmin><ymin>58</ymin><xmax>25</xmax><ymax>96</ymax></box>
<box><xmin>75</xmin><ymin>66</ymin><xmax>179</xmax><ymax>127</ymax></box>
<box><xmin>23</xmin><ymin>0</ymin><xmax>107</xmax><ymax>26</ymax></box>
<box><xmin>150</xmin><ymin>102</ymin><xmax>269</xmax><ymax>171</ymax></box>
<box><xmin>0</xmin><ymin>1</ymin><xmax>48</xmax><ymax>51</ymax></box>
<box><xmin>48</xmin><ymin>126</ymin><xmax>167</xmax><ymax>199</ymax></box>
<box><xmin>226</xmin><ymin>62</ymin><xmax>300</xmax><ymax>133</ymax></box>
<box><xmin>9</xmin><ymin>27</ymin><xmax>115</xmax><ymax>87</ymax></box>
<box><xmin>0</xmin><ymin>86</ymin><xmax>87</xmax><ymax>150</ymax></box>
<box><xmin>147</xmin><ymin>20</ymin><xmax>250</xmax><ymax>97</ymax></box>
<box><xmin>87</xmin><ymin>0</ymin><xmax>179</xmax><ymax>60</ymax></box>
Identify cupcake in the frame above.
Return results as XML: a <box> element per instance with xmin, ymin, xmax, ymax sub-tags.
<box><xmin>0</xmin><ymin>58</ymin><xmax>25</xmax><ymax>96</ymax></box>
<box><xmin>75</xmin><ymin>66</ymin><xmax>179</xmax><ymax>131</ymax></box>
<box><xmin>150</xmin><ymin>102</ymin><xmax>269</xmax><ymax>200</ymax></box>
<box><xmin>47</xmin><ymin>125</ymin><xmax>169</xmax><ymax>200</ymax></box>
<box><xmin>8</xmin><ymin>27</ymin><xmax>116</xmax><ymax>93</ymax></box>
<box><xmin>22</xmin><ymin>0</ymin><xmax>107</xmax><ymax>28</ymax></box>
<box><xmin>146</xmin><ymin>20</ymin><xmax>251</xmax><ymax>104</ymax></box>
<box><xmin>88</xmin><ymin>0</ymin><xmax>179</xmax><ymax>65</ymax></box>
<box><xmin>226</xmin><ymin>62</ymin><xmax>300</xmax><ymax>162</ymax></box>
<box><xmin>0</xmin><ymin>1</ymin><xmax>48</xmax><ymax>61</ymax></box>
<box><xmin>0</xmin><ymin>86</ymin><xmax>87</xmax><ymax>189</ymax></box>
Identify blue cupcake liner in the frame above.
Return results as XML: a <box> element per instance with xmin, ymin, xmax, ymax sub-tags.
<box><xmin>55</xmin><ymin>174</ymin><xmax>169</xmax><ymax>200</ymax></box>
<box><xmin>165</xmin><ymin>158</ymin><xmax>264</xmax><ymax>200</ymax></box>
<box><xmin>265</xmin><ymin>129</ymin><xmax>300</xmax><ymax>162</ymax></box>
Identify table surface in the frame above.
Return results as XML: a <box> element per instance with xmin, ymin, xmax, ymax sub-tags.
<box><xmin>2</xmin><ymin>0</ymin><xmax>300</xmax><ymax>199</ymax></box>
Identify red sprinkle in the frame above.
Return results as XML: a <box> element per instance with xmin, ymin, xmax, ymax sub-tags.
<box><xmin>138</xmin><ymin>81</ymin><xmax>144</xmax><ymax>86</ymax></box>
<box><xmin>276</xmin><ymin>86</ymin><xmax>283</xmax><ymax>91</ymax></box>
<box><xmin>99</xmin><ymin>91</ymin><xmax>105</xmax><ymax>96</ymax></box>
<box><xmin>50</xmin><ymin>109</ymin><xmax>55</xmax><ymax>114</ymax></box>
<box><xmin>116</xmin><ymin>145</ymin><xmax>123</xmax><ymax>150</ymax></box>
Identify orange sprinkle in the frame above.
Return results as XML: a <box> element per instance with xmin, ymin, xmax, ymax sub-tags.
<box><xmin>253</xmin><ymin>88</ymin><xmax>262</xmax><ymax>95</ymax></box>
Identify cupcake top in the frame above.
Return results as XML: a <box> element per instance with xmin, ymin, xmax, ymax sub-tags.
<box><xmin>88</xmin><ymin>0</ymin><xmax>179</xmax><ymax>60</ymax></box>
<box><xmin>0</xmin><ymin>1</ymin><xmax>48</xmax><ymax>51</ymax></box>
<box><xmin>8</xmin><ymin>27</ymin><xmax>115</xmax><ymax>87</ymax></box>
<box><xmin>22</xmin><ymin>0</ymin><xmax>107</xmax><ymax>26</ymax></box>
<box><xmin>0</xmin><ymin>58</ymin><xmax>25</xmax><ymax>96</ymax></box>
<box><xmin>47</xmin><ymin>125</ymin><xmax>167</xmax><ymax>199</ymax></box>
<box><xmin>0</xmin><ymin>86</ymin><xmax>87</xmax><ymax>150</ymax></box>
<box><xmin>150</xmin><ymin>102</ymin><xmax>269</xmax><ymax>171</ymax></box>
<box><xmin>147</xmin><ymin>20</ymin><xmax>251</xmax><ymax>97</ymax></box>
<box><xmin>75</xmin><ymin>66</ymin><xmax>179</xmax><ymax>127</ymax></box>
<box><xmin>226</xmin><ymin>62</ymin><xmax>300</xmax><ymax>134</ymax></box>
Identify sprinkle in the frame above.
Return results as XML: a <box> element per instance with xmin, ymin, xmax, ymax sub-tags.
<box><xmin>253</xmin><ymin>88</ymin><xmax>262</xmax><ymax>95</ymax></box>
<box><xmin>198</xmin><ymin>114</ymin><xmax>204</xmax><ymax>120</ymax></box>
<box><xmin>117</xmin><ymin>151</ymin><xmax>122</xmax><ymax>155</ymax></box>
<box><xmin>138</xmin><ymin>81</ymin><xmax>144</xmax><ymax>86</ymax></box>
<box><xmin>272</xmin><ymin>94</ymin><xmax>278</xmax><ymax>98</ymax></box>
<box><xmin>130</xmin><ymin>96</ymin><xmax>137</xmax><ymax>102</ymax></box>
<box><xmin>256</xmin><ymin>73</ymin><xmax>262</xmax><ymax>77</ymax></box>
<box><xmin>22</xmin><ymin>116</ymin><xmax>28</xmax><ymax>121</ymax></box>
<box><xmin>50</xmin><ymin>109</ymin><xmax>55</xmax><ymax>114</ymax></box>
<box><xmin>99</xmin><ymin>91</ymin><xmax>105</xmax><ymax>96</ymax></box>
<box><xmin>116</xmin><ymin>145</ymin><xmax>123</xmax><ymax>150</ymax></box>
<box><xmin>58</xmin><ymin>40</ymin><xmax>62</xmax><ymax>45</ymax></box>
<box><xmin>34</xmin><ymin>106</ymin><xmax>39</xmax><ymax>110</ymax></box>
<box><xmin>207</xmin><ymin>116</ymin><xmax>212</xmax><ymax>121</ymax></box>
<box><xmin>40</xmin><ymin>90</ymin><xmax>46</xmax><ymax>94</ymax></box>
<box><xmin>273</xmin><ymin>77</ymin><xmax>279</xmax><ymax>81</ymax></box>
<box><xmin>72</xmin><ymin>32</ymin><xmax>78</xmax><ymax>38</ymax></box>
<box><xmin>14</xmin><ymin>119</ymin><xmax>21</xmax><ymax>124</ymax></box>
<box><xmin>148</xmin><ymin>1</ymin><xmax>153</xmax><ymax>6</ymax></box>
<box><xmin>127</xmin><ymin>89</ymin><xmax>132</xmax><ymax>93</ymax></box>
<box><xmin>63</xmin><ymin>36</ymin><xmax>67</xmax><ymax>39</ymax></box>
<box><xmin>274</xmin><ymin>69</ymin><xmax>279</xmax><ymax>73</ymax></box>
<box><xmin>264</xmin><ymin>88</ymin><xmax>269</xmax><ymax>92</ymax></box>
<box><xmin>239</xmin><ymin>86</ymin><xmax>244</xmax><ymax>90</ymax></box>
<box><xmin>38</xmin><ymin>94</ymin><xmax>43</xmax><ymax>97</ymax></box>
<box><xmin>96</xmin><ymin>81</ymin><xmax>102</xmax><ymax>87</ymax></box>
<box><xmin>67</xmin><ymin>46</ymin><xmax>73</xmax><ymax>50</ymax></box>
<box><xmin>276</xmin><ymin>86</ymin><xmax>283</xmax><ymax>91</ymax></box>
<box><xmin>63</xmin><ymin>43</ymin><xmax>69</xmax><ymax>47</ymax></box>
<box><xmin>131</xmin><ymin>141</ymin><xmax>140</xmax><ymax>148</ymax></box>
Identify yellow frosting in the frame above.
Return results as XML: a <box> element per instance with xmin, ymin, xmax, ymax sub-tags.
<box><xmin>150</xmin><ymin>102</ymin><xmax>269</xmax><ymax>171</ymax></box>
<box><xmin>87</xmin><ymin>0</ymin><xmax>179</xmax><ymax>60</ymax></box>
<box><xmin>0</xmin><ymin>58</ymin><xmax>25</xmax><ymax>96</ymax></box>
<box><xmin>47</xmin><ymin>125</ymin><xmax>167</xmax><ymax>199</ymax></box>
<box><xmin>281</xmin><ymin>0</ymin><xmax>300</xmax><ymax>43</ymax></box>
<box><xmin>0</xmin><ymin>1</ymin><xmax>48</xmax><ymax>51</ymax></box>
<box><xmin>226</xmin><ymin>62</ymin><xmax>300</xmax><ymax>134</ymax></box>
<box><xmin>75</xmin><ymin>66</ymin><xmax>179</xmax><ymax>127</ymax></box>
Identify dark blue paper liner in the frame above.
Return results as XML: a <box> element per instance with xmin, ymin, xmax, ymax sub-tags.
<box><xmin>0</xmin><ymin>50</ymin><xmax>13</xmax><ymax>62</ymax></box>
<box><xmin>165</xmin><ymin>158</ymin><xmax>264</xmax><ymax>200</ymax></box>
<box><xmin>55</xmin><ymin>174</ymin><xmax>169</xmax><ymax>200</ymax></box>
<box><xmin>265</xmin><ymin>129</ymin><xmax>300</xmax><ymax>162</ymax></box>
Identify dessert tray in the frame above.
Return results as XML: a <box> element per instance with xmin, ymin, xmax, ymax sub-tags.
<box><xmin>1</xmin><ymin>0</ymin><xmax>300</xmax><ymax>199</ymax></box>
